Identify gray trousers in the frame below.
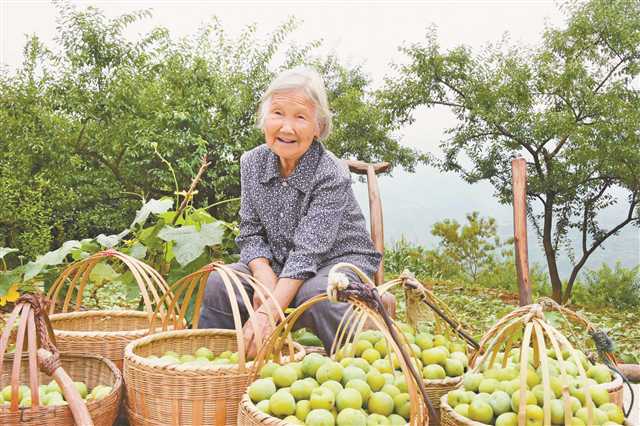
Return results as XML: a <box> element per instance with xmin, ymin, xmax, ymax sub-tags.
<box><xmin>198</xmin><ymin>262</ymin><xmax>364</xmax><ymax>352</ymax></box>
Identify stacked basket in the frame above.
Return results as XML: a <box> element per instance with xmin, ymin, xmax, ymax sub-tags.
<box><xmin>124</xmin><ymin>262</ymin><xmax>305</xmax><ymax>425</ymax></box>
<box><xmin>0</xmin><ymin>294</ymin><xmax>123</xmax><ymax>426</ymax></box>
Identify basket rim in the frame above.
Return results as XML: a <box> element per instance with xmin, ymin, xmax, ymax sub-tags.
<box><xmin>439</xmin><ymin>394</ymin><xmax>489</xmax><ymax>426</ymax></box>
<box><xmin>49</xmin><ymin>309</ymin><xmax>170</xmax><ymax>338</ymax></box>
<box><xmin>423</xmin><ymin>374</ymin><xmax>463</xmax><ymax>386</ymax></box>
<box><xmin>124</xmin><ymin>328</ymin><xmax>305</xmax><ymax>373</ymax></box>
<box><xmin>0</xmin><ymin>352</ymin><xmax>123</xmax><ymax>414</ymax></box>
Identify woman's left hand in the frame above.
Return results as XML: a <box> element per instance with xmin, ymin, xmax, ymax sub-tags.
<box><xmin>242</xmin><ymin>308</ymin><xmax>276</xmax><ymax>360</ymax></box>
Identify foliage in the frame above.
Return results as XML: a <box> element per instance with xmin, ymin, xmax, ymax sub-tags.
<box><xmin>0</xmin><ymin>2</ymin><xmax>425</xmax><ymax>259</ymax></box>
<box><xmin>381</xmin><ymin>0</ymin><xmax>640</xmax><ymax>303</ymax></box>
<box><xmin>571</xmin><ymin>262</ymin><xmax>640</xmax><ymax>309</ymax></box>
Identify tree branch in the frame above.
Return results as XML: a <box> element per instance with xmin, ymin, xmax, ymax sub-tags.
<box><xmin>593</xmin><ymin>55</ymin><xmax>631</xmax><ymax>94</ymax></box>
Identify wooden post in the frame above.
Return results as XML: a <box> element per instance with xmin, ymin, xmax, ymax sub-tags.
<box><xmin>511</xmin><ymin>158</ymin><xmax>532</xmax><ymax>306</ymax></box>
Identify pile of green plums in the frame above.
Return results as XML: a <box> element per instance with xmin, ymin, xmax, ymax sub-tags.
<box><xmin>445</xmin><ymin>348</ymin><xmax>624</xmax><ymax>425</ymax></box>
<box><xmin>146</xmin><ymin>347</ymin><xmax>239</xmax><ymax>367</ymax></box>
<box><xmin>0</xmin><ymin>381</ymin><xmax>112</xmax><ymax>408</ymax></box>
<box><xmin>335</xmin><ymin>325</ymin><xmax>469</xmax><ymax>383</ymax></box>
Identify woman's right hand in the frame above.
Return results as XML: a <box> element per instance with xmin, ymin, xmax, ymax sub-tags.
<box><xmin>248</xmin><ymin>258</ymin><xmax>278</xmax><ymax>309</ymax></box>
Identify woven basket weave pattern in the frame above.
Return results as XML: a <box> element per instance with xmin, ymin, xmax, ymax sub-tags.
<box><xmin>0</xmin><ymin>353</ymin><xmax>122</xmax><ymax>426</ymax></box>
<box><xmin>124</xmin><ymin>329</ymin><xmax>304</xmax><ymax>426</ymax></box>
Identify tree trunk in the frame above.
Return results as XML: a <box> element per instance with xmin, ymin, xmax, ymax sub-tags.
<box><xmin>542</xmin><ymin>194</ymin><xmax>563</xmax><ymax>302</ymax></box>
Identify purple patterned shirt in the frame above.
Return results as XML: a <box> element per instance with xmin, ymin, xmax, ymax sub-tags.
<box><xmin>236</xmin><ymin>140</ymin><xmax>381</xmax><ymax>280</ymax></box>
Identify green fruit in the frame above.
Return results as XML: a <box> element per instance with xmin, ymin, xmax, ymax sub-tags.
<box><xmin>361</xmin><ymin>348</ymin><xmax>381</xmax><ymax>365</ymax></box>
<box><xmin>336</xmin><ymin>388</ymin><xmax>363</xmax><ymax>410</ymax></box>
<box><xmin>374</xmin><ymin>340</ymin><xmax>388</xmax><ymax>357</ymax></box>
<box><xmin>422</xmin><ymin>364</ymin><xmax>446</xmax><ymax>380</ymax></box>
<box><xmin>451</xmin><ymin>352</ymin><xmax>469</xmax><ymax>369</ymax></box>
<box><xmin>346</xmin><ymin>379</ymin><xmax>372</xmax><ymax>403</ymax></box>
<box><xmin>359</xmin><ymin>330</ymin><xmax>383</xmax><ymax>345</ymax></box>
<box><xmin>489</xmin><ymin>390</ymin><xmax>512</xmax><ymax>416</ymax></box>
<box><xmin>388</xmin><ymin>413</ymin><xmax>406</xmax><ymax>425</ymax></box>
<box><xmin>549</xmin><ymin>399</ymin><xmax>565</xmax><ymax>425</ymax></box>
<box><xmin>478</xmin><ymin>378</ymin><xmax>500</xmax><ymax>394</ymax></box>
<box><xmin>248</xmin><ymin>379</ymin><xmax>277</xmax><ymax>403</ymax></box>
<box><xmin>336</xmin><ymin>407</ymin><xmax>367</xmax><ymax>426</ymax></box>
<box><xmin>273</xmin><ymin>365</ymin><xmax>298</xmax><ymax>388</ymax></box>
<box><xmin>256</xmin><ymin>400</ymin><xmax>270</xmax><ymax>414</ymax></box>
<box><xmin>589</xmin><ymin>385</ymin><xmax>610</xmax><ymax>406</ymax></box>
<box><xmin>511</xmin><ymin>389</ymin><xmax>537</xmax><ymax>413</ymax></box>
<box><xmin>367</xmin><ymin>413</ymin><xmax>390</xmax><ymax>425</ymax></box>
<box><xmin>415</xmin><ymin>333</ymin><xmax>433</xmax><ymax>350</ymax></box>
<box><xmin>354</xmin><ymin>340</ymin><xmax>374</xmax><ymax>356</ymax></box>
<box><xmin>421</xmin><ymin>348</ymin><xmax>446</xmax><ymax>366</ymax></box>
<box><xmin>495</xmin><ymin>412</ymin><xmax>518</xmax><ymax>426</ymax></box>
<box><xmin>351</xmin><ymin>358</ymin><xmax>371</xmax><ymax>373</ymax></box>
<box><xmin>587</xmin><ymin>364</ymin><xmax>612</xmax><ymax>384</ymax></box>
<box><xmin>576</xmin><ymin>407</ymin><xmax>609</xmax><ymax>425</ymax></box>
<box><xmin>368</xmin><ymin>392</ymin><xmax>394</xmax><ymax>416</ymax></box>
<box><xmin>393</xmin><ymin>393</ymin><xmax>410</xmax><ymax>419</ymax></box>
<box><xmin>180</xmin><ymin>354</ymin><xmax>196</xmax><ymax>364</ymax></box>
<box><xmin>371</xmin><ymin>359</ymin><xmax>392</xmax><ymax>374</ymax></box>
<box><xmin>468</xmin><ymin>400</ymin><xmax>493</xmax><ymax>424</ymax></box>
<box><xmin>380</xmin><ymin>384</ymin><xmax>400</xmax><ymax>398</ymax></box>
<box><xmin>159</xmin><ymin>355</ymin><xmax>179</xmax><ymax>365</ymax></box>
<box><xmin>321</xmin><ymin>380</ymin><xmax>343</xmax><ymax>397</ymax></box>
<box><xmin>393</xmin><ymin>375</ymin><xmax>407</xmax><ymax>393</ymax></box>
<box><xmin>295</xmin><ymin>399</ymin><xmax>311</xmax><ymax>421</ymax></box>
<box><xmin>447</xmin><ymin>389</ymin><xmax>469</xmax><ymax>408</ymax></box>
<box><xmin>73</xmin><ymin>381</ymin><xmax>88</xmax><ymax>399</ymax></box>
<box><xmin>342</xmin><ymin>366</ymin><xmax>367</xmax><ymax>385</ymax></box>
<box><xmin>164</xmin><ymin>350</ymin><xmax>180</xmax><ymax>359</ymax></box>
<box><xmin>269</xmin><ymin>390</ymin><xmax>296</xmax><ymax>416</ymax></box>
<box><xmin>600</xmin><ymin>402</ymin><xmax>625</xmax><ymax>424</ymax></box>
<box><xmin>303</xmin><ymin>354</ymin><xmax>330</xmax><ymax>378</ymax></box>
<box><xmin>291</xmin><ymin>379</ymin><xmax>314</xmax><ymax>401</ymax></box>
<box><xmin>310</xmin><ymin>386</ymin><xmax>335</xmax><ymax>410</ymax></box>
<box><xmin>463</xmin><ymin>373</ymin><xmax>483</xmax><ymax>392</ymax></box>
<box><xmin>193</xmin><ymin>347</ymin><xmax>213</xmax><ymax>360</ymax></box>
<box><xmin>525</xmin><ymin>405</ymin><xmax>544</xmax><ymax>426</ymax></box>
<box><xmin>47</xmin><ymin>380</ymin><xmax>61</xmax><ymax>394</ymax></box>
<box><xmin>366</xmin><ymin>370</ymin><xmax>386</xmax><ymax>392</ymax></box>
<box><xmin>90</xmin><ymin>385</ymin><xmax>112</xmax><ymax>401</ymax></box>
<box><xmin>46</xmin><ymin>392</ymin><xmax>66</xmax><ymax>406</ymax></box>
<box><xmin>259</xmin><ymin>362</ymin><xmax>279</xmax><ymax>379</ymax></box>
<box><xmin>316</xmin><ymin>362</ymin><xmax>343</xmax><ymax>384</ymax></box>
<box><xmin>306</xmin><ymin>408</ymin><xmax>335</xmax><ymax>426</ymax></box>
<box><xmin>454</xmin><ymin>403</ymin><xmax>470</xmax><ymax>418</ymax></box>
<box><xmin>433</xmin><ymin>335</ymin><xmax>448</xmax><ymax>347</ymax></box>
<box><xmin>283</xmin><ymin>415</ymin><xmax>304</xmax><ymax>424</ymax></box>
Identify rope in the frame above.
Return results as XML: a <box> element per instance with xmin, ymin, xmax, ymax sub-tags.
<box><xmin>16</xmin><ymin>293</ymin><xmax>62</xmax><ymax>375</ymax></box>
<box><xmin>330</xmin><ymin>279</ymin><xmax>439</xmax><ymax>423</ymax></box>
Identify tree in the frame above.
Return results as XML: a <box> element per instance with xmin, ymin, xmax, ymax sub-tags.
<box><xmin>0</xmin><ymin>3</ymin><xmax>426</xmax><ymax>258</ymax></box>
<box><xmin>381</xmin><ymin>0</ymin><xmax>640</xmax><ymax>303</ymax></box>
<box><xmin>430</xmin><ymin>212</ymin><xmax>505</xmax><ymax>282</ymax></box>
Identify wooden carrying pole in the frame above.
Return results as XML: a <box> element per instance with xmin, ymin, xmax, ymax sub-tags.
<box><xmin>345</xmin><ymin>160</ymin><xmax>389</xmax><ymax>286</ymax></box>
<box><xmin>511</xmin><ymin>158</ymin><xmax>532</xmax><ymax>305</ymax></box>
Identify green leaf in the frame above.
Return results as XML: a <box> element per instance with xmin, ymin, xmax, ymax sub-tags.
<box><xmin>129</xmin><ymin>242</ymin><xmax>147</xmax><ymax>259</ymax></box>
<box><xmin>0</xmin><ymin>248</ymin><xmax>18</xmax><ymax>260</ymax></box>
<box><xmin>23</xmin><ymin>240</ymin><xmax>81</xmax><ymax>280</ymax></box>
<box><xmin>157</xmin><ymin>222</ymin><xmax>225</xmax><ymax>266</ymax></box>
<box><xmin>131</xmin><ymin>198</ymin><xmax>173</xmax><ymax>227</ymax></box>
<box><xmin>96</xmin><ymin>229</ymin><xmax>130</xmax><ymax>248</ymax></box>
<box><xmin>0</xmin><ymin>269</ymin><xmax>22</xmax><ymax>296</ymax></box>
<box><xmin>89</xmin><ymin>262</ymin><xmax>120</xmax><ymax>285</ymax></box>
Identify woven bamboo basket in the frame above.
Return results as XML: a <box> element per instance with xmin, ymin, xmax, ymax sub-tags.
<box><xmin>444</xmin><ymin>303</ymin><xmax>630</xmax><ymax>426</ymax></box>
<box><xmin>47</xmin><ymin>249</ymin><xmax>178</xmax><ymax>370</ymax></box>
<box><xmin>332</xmin><ymin>269</ymin><xmax>478</xmax><ymax>425</ymax></box>
<box><xmin>237</xmin><ymin>262</ymin><xmax>432</xmax><ymax>426</ymax></box>
<box><xmin>124</xmin><ymin>262</ymin><xmax>303</xmax><ymax>426</ymax></box>
<box><xmin>0</xmin><ymin>294</ymin><xmax>123</xmax><ymax>426</ymax></box>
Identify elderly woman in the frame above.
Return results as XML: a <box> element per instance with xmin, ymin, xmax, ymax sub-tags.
<box><xmin>199</xmin><ymin>66</ymin><xmax>381</xmax><ymax>356</ymax></box>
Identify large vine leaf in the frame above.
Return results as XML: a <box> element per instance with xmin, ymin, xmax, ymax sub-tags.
<box><xmin>157</xmin><ymin>222</ymin><xmax>225</xmax><ymax>266</ymax></box>
<box><xmin>131</xmin><ymin>198</ymin><xmax>173</xmax><ymax>227</ymax></box>
<box><xmin>0</xmin><ymin>269</ymin><xmax>22</xmax><ymax>296</ymax></box>
<box><xmin>0</xmin><ymin>248</ymin><xmax>19</xmax><ymax>260</ymax></box>
<box><xmin>89</xmin><ymin>262</ymin><xmax>121</xmax><ymax>285</ymax></box>
<box><xmin>96</xmin><ymin>229</ymin><xmax>130</xmax><ymax>248</ymax></box>
<box><xmin>23</xmin><ymin>240</ymin><xmax>82</xmax><ymax>280</ymax></box>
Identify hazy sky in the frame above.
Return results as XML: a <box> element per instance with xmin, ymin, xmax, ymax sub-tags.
<box><xmin>1</xmin><ymin>1</ymin><xmax>638</xmax><ymax>274</ymax></box>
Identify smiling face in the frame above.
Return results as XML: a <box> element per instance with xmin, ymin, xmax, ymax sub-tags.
<box><xmin>263</xmin><ymin>89</ymin><xmax>320</xmax><ymax>175</ymax></box>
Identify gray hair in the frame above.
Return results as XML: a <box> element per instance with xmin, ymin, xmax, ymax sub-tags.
<box><xmin>256</xmin><ymin>66</ymin><xmax>333</xmax><ymax>140</ymax></box>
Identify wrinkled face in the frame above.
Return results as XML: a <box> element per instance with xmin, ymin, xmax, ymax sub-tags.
<box><xmin>263</xmin><ymin>89</ymin><xmax>320</xmax><ymax>168</ymax></box>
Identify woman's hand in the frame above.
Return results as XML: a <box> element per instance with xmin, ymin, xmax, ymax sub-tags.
<box><xmin>242</xmin><ymin>308</ymin><xmax>276</xmax><ymax>360</ymax></box>
<box><xmin>251</xmin><ymin>266</ymin><xmax>278</xmax><ymax>309</ymax></box>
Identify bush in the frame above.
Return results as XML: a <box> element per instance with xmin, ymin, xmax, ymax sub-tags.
<box><xmin>570</xmin><ymin>262</ymin><xmax>640</xmax><ymax>309</ymax></box>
